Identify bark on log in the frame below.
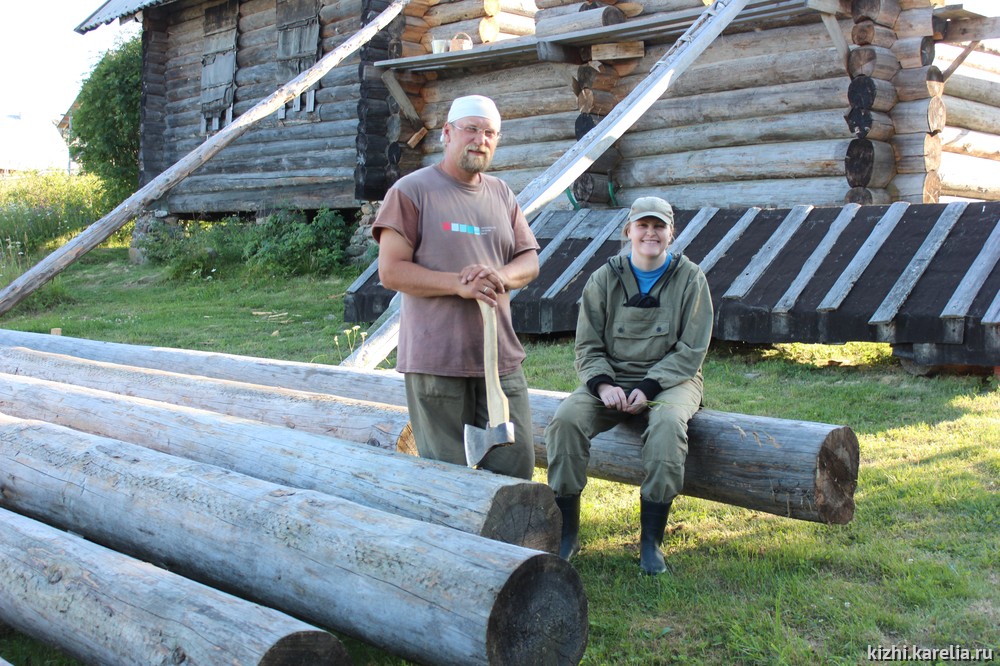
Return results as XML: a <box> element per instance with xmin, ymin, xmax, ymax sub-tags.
<box><xmin>0</xmin><ymin>332</ymin><xmax>859</xmax><ymax>524</ymax></box>
<box><xmin>0</xmin><ymin>509</ymin><xmax>348</xmax><ymax>666</ymax></box>
<box><xmin>0</xmin><ymin>417</ymin><xmax>589</xmax><ymax>666</ymax></box>
<box><xmin>0</xmin><ymin>369</ymin><xmax>559</xmax><ymax>552</ymax></box>
<box><xmin>891</xmin><ymin>131</ymin><xmax>942</xmax><ymax>173</ymax></box>
<box><xmin>846</xmin><ymin>138</ymin><xmax>896</xmax><ymax>187</ymax></box>
<box><xmin>0</xmin><ymin>0</ymin><xmax>412</xmax><ymax>316</ymax></box>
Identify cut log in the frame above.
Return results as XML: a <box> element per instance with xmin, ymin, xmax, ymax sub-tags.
<box><xmin>614</xmin><ymin>139</ymin><xmax>853</xmax><ymax>187</ymax></box>
<box><xmin>940</xmin><ymin>126</ymin><xmax>1000</xmax><ymax>161</ymax></box>
<box><xmin>893</xmin><ymin>6</ymin><xmax>933</xmax><ymax>38</ymax></box>
<box><xmin>890</xmin><ymin>96</ymin><xmax>946</xmax><ymax>134</ymax></box>
<box><xmin>847</xmin><ymin>45</ymin><xmax>901</xmax><ymax>80</ymax></box>
<box><xmin>0</xmin><ymin>509</ymin><xmax>348</xmax><ymax>666</ymax></box>
<box><xmin>891</xmin><ymin>131</ymin><xmax>942</xmax><ymax>173</ymax></box>
<box><xmin>939</xmin><ymin>151</ymin><xmax>1000</xmax><ymax>201</ymax></box>
<box><xmin>534</xmin><ymin>4</ymin><xmax>625</xmax><ymax>38</ymax></box>
<box><xmin>578</xmin><ymin>87</ymin><xmax>621</xmax><ymax>115</ymax></box>
<box><xmin>571</xmin><ymin>171</ymin><xmax>615</xmax><ymax>203</ymax></box>
<box><xmin>846</xmin><ymin>107</ymin><xmax>895</xmax><ymax>140</ymax></box>
<box><xmin>0</xmin><ymin>416</ymin><xmax>589</xmax><ymax>666</ymax></box>
<box><xmin>851</xmin><ymin>19</ymin><xmax>896</xmax><ymax>47</ymax></box>
<box><xmin>0</xmin><ymin>332</ymin><xmax>859</xmax><ymax>523</ymax></box>
<box><xmin>890</xmin><ymin>35</ymin><xmax>934</xmax><ymax>68</ymax></box>
<box><xmin>852</xmin><ymin>0</ymin><xmax>901</xmax><ymax>28</ymax></box>
<box><xmin>577</xmin><ymin>62</ymin><xmax>620</xmax><ymax>91</ymax></box>
<box><xmin>845</xmin><ymin>186</ymin><xmax>892</xmax><ymax>204</ymax></box>
<box><xmin>943</xmin><ymin>72</ymin><xmax>1000</xmax><ymax>107</ymax></box>
<box><xmin>889</xmin><ymin>170</ymin><xmax>940</xmax><ymax>202</ymax></box>
<box><xmin>943</xmin><ymin>95</ymin><xmax>1000</xmax><ymax>136</ymax></box>
<box><xmin>846</xmin><ymin>138</ymin><xmax>896</xmax><ymax>188</ymax></box>
<box><xmin>0</xmin><ymin>369</ymin><xmax>560</xmax><ymax>552</ymax></box>
<box><xmin>848</xmin><ymin>75</ymin><xmax>898</xmax><ymax>111</ymax></box>
<box><xmin>892</xmin><ymin>65</ymin><xmax>944</xmax><ymax>101</ymax></box>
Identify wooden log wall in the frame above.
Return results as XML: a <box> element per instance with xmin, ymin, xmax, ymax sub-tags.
<box><xmin>935</xmin><ymin>42</ymin><xmax>1000</xmax><ymax>202</ymax></box>
<box><xmin>846</xmin><ymin>0</ymin><xmax>944</xmax><ymax>204</ymax></box>
<box><xmin>411</xmin><ymin>8</ymin><xmax>878</xmax><ymax>209</ymax></box>
<box><xmin>146</xmin><ymin>0</ymin><xmax>366</xmax><ymax>213</ymax></box>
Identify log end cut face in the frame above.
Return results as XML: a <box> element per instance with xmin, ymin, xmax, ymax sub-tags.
<box><xmin>262</xmin><ymin>630</ymin><xmax>351</xmax><ymax>666</ymax></box>
<box><xmin>815</xmin><ymin>426</ymin><xmax>860</xmax><ymax>525</ymax></box>
<box><xmin>487</xmin><ymin>554</ymin><xmax>588</xmax><ymax>665</ymax></box>
<box><xmin>483</xmin><ymin>484</ymin><xmax>562</xmax><ymax>554</ymax></box>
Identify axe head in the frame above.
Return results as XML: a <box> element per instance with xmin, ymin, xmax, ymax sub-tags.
<box><xmin>463</xmin><ymin>420</ymin><xmax>515</xmax><ymax>468</ymax></box>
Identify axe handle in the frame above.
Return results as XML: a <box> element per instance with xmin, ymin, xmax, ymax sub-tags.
<box><xmin>478</xmin><ymin>300</ymin><xmax>510</xmax><ymax>426</ymax></box>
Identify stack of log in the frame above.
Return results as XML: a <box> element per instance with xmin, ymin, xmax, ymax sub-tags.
<box><xmin>845</xmin><ymin>0</ymin><xmax>945</xmax><ymax>204</ymax></box>
<box><xmin>395</xmin><ymin>0</ymin><xmax>538</xmax><ymax>54</ymax></box>
<box><xmin>935</xmin><ymin>37</ymin><xmax>1000</xmax><ymax>201</ymax></box>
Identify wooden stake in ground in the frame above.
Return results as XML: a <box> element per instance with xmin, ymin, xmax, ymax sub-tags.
<box><xmin>0</xmin><ymin>508</ymin><xmax>349</xmax><ymax>666</ymax></box>
<box><xmin>0</xmin><ymin>0</ymin><xmax>412</xmax><ymax>317</ymax></box>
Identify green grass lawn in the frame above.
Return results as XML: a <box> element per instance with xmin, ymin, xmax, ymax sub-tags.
<box><xmin>1</xmin><ymin>248</ymin><xmax>997</xmax><ymax>665</ymax></box>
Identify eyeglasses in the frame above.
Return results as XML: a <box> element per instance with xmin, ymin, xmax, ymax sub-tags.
<box><xmin>452</xmin><ymin>123</ymin><xmax>502</xmax><ymax>141</ymax></box>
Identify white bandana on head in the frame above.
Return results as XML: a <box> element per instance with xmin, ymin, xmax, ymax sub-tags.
<box><xmin>446</xmin><ymin>95</ymin><xmax>501</xmax><ymax>127</ymax></box>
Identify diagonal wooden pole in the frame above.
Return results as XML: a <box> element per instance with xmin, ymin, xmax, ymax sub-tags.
<box><xmin>342</xmin><ymin>0</ymin><xmax>751</xmax><ymax>368</ymax></box>
<box><xmin>0</xmin><ymin>0</ymin><xmax>411</xmax><ymax>317</ymax></box>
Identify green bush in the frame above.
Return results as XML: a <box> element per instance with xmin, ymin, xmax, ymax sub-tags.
<box><xmin>138</xmin><ymin>209</ymin><xmax>360</xmax><ymax>279</ymax></box>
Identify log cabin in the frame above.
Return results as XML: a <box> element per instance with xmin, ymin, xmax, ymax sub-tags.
<box><xmin>73</xmin><ymin>0</ymin><xmax>1000</xmax><ymax>369</ymax></box>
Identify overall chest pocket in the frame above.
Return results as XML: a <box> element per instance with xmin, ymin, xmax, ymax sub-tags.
<box><xmin>610</xmin><ymin>308</ymin><xmax>676</xmax><ymax>363</ymax></box>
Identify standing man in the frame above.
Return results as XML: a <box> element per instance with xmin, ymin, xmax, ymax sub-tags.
<box><xmin>371</xmin><ymin>94</ymin><xmax>540</xmax><ymax>479</ymax></box>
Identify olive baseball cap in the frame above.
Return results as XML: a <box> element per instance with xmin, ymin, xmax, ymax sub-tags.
<box><xmin>628</xmin><ymin>196</ymin><xmax>674</xmax><ymax>227</ymax></box>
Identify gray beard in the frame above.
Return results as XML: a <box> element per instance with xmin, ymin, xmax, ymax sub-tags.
<box><xmin>459</xmin><ymin>150</ymin><xmax>491</xmax><ymax>173</ymax></box>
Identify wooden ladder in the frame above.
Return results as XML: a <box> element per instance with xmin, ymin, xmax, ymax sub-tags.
<box><xmin>343</xmin><ymin>0</ymin><xmax>754</xmax><ymax>369</ymax></box>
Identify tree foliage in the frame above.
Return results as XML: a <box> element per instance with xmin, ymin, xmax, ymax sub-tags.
<box><xmin>69</xmin><ymin>36</ymin><xmax>142</xmax><ymax>206</ymax></box>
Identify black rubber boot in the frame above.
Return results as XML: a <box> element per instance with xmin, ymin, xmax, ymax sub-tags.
<box><xmin>554</xmin><ymin>494</ymin><xmax>581</xmax><ymax>561</ymax></box>
<box><xmin>639</xmin><ymin>498</ymin><xmax>672</xmax><ymax>575</ymax></box>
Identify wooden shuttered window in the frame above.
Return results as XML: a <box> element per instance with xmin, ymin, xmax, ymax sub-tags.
<box><xmin>276</xmin><ymin>0</ymin><xmax>321</xmax><ymax>120</ymax></box>
<box><xmin>200</xmin><ymin>0</ymin><xmax>239</xmax><ymax>133</ymax></box>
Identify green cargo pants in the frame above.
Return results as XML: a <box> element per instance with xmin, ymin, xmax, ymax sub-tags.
<box><xmin>404</xmin><ymin>368</ymin><xmax>535</xmax><ymax>480</ymax></box>
<box><xmin>544</xmin><ymin>376</ymin><xmax>703</xmax><ymax>503</ymax></box>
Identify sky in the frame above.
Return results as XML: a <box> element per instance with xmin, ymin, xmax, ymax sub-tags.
<box><xmin>0</xmin><ymin>0</ymin><xmax>140</xmax><ymax>125</ymax></box>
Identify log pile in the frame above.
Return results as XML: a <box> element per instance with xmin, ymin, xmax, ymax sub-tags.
<box><xmin>0</xmin><ymin>330</ymin><xmax>860</xmax><ymax>525</ymax></box>
<box><xmin>845</xmin><ymin>0</ymin><xmax>944</xmax><ymax>204</ymax></box>
<box><xmin>0</xmin><ymin>415</ymin><xmax>588</xmax><ymax>665</ymax></box>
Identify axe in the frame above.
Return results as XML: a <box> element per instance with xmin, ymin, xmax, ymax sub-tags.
<box><xmin>463</xmin><ymin>300</ymin><xmax>514</xmax><ymax>468</ymax></box>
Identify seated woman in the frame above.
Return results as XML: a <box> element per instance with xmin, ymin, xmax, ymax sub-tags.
<box><xmin>544</xmin><ymin>196</ymin><xmax>714</xmax><ymax>575</ymax></box>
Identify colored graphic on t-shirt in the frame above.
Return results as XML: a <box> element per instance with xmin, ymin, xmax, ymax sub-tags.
<box><xmin>441</xmin><ymin>222</ymin><xmax>493</xmax><ymax>235</ymax></box>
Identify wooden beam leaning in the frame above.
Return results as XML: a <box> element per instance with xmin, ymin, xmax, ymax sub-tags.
<box><xmin>0</xmin><ymin>508</ymin><xmax>349</xmax><ymax>666</ymax></box>
<box><xmin>0</xmin><ymin>416</ymin><xmax>589</xmax><ymax>666</ymax></box>
<box><xmin>0</xmin><ymin>332</ymin><xmax>859</xmax><ymax>523</ymax></box>
<box><xmin>0</xmin><ymin>0</ymin><xmax>414</xmax><ymax>317</ymax></box>
<box><xmin>698</xmin><ymin>207</ymin><xmax>761</xmax><ymax>274</ymax></box>
<box><xmin>0</xmin><ymin>369</ymin><xmax>559</xmax><ymax>552</ymax></box>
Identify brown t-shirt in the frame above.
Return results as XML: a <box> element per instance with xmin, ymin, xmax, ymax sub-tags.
<box><xmin>372</xmin><ymin>165</ymin><xmax>539</xmax><ymax>376</ymax></box>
